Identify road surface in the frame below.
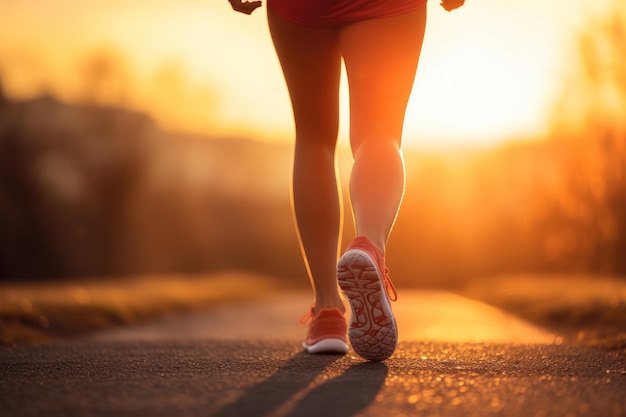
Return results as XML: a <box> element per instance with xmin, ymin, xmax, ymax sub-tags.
<box><xmin>1</xmin><ymin>290</ymin><xmax>625</xmax><ymax>417</ymax></box>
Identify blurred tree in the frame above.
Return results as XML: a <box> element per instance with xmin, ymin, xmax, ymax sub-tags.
<box><xmin>78</xmin><ymin>47</ymin><xmax>132</xmax><ymax>107</ymax></box>
<box><xmin>542</xmin><ymin>1</ymin><xmax>626</xmax><ymax>275</ymax></box>
<box><xmin>147</xmin><ymin>61</ymin><xmax>219</xmax><ymax>134</ymax></box>
<box><xmin>0</xmin><ymin>96</ymin><xmax>152</xmax><ymax>280</ymax></box>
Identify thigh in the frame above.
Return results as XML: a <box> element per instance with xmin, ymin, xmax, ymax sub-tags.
<box><xmin>339</xmin><ymin>8</ymin><xmax>427</xmax><ymax>149</ymax></box>
<box><xmin>267</xmin><ymin>10</ymin><xmax>343</xmax><ymax>142</ymax></box>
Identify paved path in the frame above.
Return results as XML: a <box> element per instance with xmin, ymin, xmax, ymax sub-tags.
<box><xmin>90</xmin><ymin>290</ymin><xmax>554</xmax><ymax>344</ymax></box>
<box><xmin>1</xmin><ymin>291</ymin><xmax>625</xmax><ymax>417</ymax></box>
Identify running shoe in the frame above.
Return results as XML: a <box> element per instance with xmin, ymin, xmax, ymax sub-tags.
<box><xmin>301</xmin><ymin>306</ymin><xmax>349</xmax><ymax>354</ymax></box>
<box><xmin>337</xmin><ymin>236</ymin><xmax>398</xmax><ymax>361</ymax></box>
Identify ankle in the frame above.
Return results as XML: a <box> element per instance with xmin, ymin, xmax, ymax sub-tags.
<box><xmin>353</xmin><ymin>235</ymin><xmax>386</xmax><ymax>256</ymax></box>
<box><xmin>313</xmin><ymin>293</ymin><xmax>346</xmax><ymax>314</ymax></box>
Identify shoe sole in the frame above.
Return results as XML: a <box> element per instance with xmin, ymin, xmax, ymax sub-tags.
<box><xmin>337</xmin><ymin>249</ymin><xmax>398</xmax><ymax>361</ymax></box>
<box><xmin>303</xmin><ymin>338</ymin><xmax>349</xmax><ymax>354</ymax></box>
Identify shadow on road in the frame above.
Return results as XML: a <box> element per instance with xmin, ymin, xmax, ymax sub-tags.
<box><xmin>285</xmin><ymin>361</ymin><xmax>388</xmax><ymax>417</ymax></box>
<box><xmin>212</xmin><ymin>352</ymin><xmax>388</xmax><ymax>417</ymax></box>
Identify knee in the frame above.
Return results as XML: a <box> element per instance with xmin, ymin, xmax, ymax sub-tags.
<box><xmin>351</xmin><ymin>136</ymin><xmax>401</xmax><ymax>159</ymax></box>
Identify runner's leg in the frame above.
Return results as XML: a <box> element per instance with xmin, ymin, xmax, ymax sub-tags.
<box><xmin>339</xmin><ymin>8</ymin><xmax>427</xmax><ymax>254</ymax></box>
<box><xmin>268</xmin><ymin>10</ymin><xmax>345</xmax><ymax>312</ymax></box>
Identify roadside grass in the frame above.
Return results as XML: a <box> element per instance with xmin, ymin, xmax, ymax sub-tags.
<box><xmin>0</xmin><ymin>272</ymin><xmax>283</xmax><ymax>347</ymax></box>
<box><xmin>459</xmin><ymin>274</ymin><xmax>626</xmax><ymax>352</ymax></box>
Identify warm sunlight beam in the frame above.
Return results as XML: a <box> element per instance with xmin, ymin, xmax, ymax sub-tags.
<box><xmin>401</xmin><ymin>0</ymin><xmax>609</xmax><ymax>149</ymax></box>
<box><xmin>0</xmin><ymin>0</ymin><xmax>616</xmax><ymax>149</ymax></box>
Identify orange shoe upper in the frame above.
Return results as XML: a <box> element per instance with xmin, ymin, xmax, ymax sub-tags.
<box><xmin>302</xmin><ymin>307</ymin><xmax>348</xmax><ymax>346</ymax></box>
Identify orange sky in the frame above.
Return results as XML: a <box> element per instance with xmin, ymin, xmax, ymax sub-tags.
<box><xmin>0</xmin><ymin>0</ymin><xmax>615</xmax><ymax>150</ymax></box>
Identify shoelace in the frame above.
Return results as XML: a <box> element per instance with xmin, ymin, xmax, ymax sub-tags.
<box><xmin>299</xmin><ymin>305</ymin><xmax>348</xmax><ymax>326</ymax></box>
<box><xmin>299</xmin><ymin>310</ymin><xmax>313</xmax><ymax>325</ymax></box>
<box><xmin>382</xmin><ymin>267</ymin><xmax>398</xmax><ymax>302</ymax></box>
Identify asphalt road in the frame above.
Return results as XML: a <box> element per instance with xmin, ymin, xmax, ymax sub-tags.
<box><xmin>1</xmin><ymin>291</ymin><xmax>625</xmax><ymax>417</ymax></box>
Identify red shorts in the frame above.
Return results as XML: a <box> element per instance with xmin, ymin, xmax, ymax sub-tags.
<box><xmin>267</xmin><ymin>0</ymin><xmax>427</xmax><ymax>26</ymax></box>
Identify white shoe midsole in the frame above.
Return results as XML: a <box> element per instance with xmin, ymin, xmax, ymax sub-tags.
<box><xmin>303</xmin><ymin>338</ymin><xmax>349</xmax><ymax>354</ymax></box>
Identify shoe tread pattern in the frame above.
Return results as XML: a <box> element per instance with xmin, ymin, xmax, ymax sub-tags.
<box><xmin>337</xmin><ymin>251</ymin><xmax>397</xmax><ymax>361</ymax></box>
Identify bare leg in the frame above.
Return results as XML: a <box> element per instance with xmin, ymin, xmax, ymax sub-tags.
<box><xmin>340</xmin><ymin>9</ymin><xmax>427</xmax><ymax>254</ymax></box>
<box><xmin>268</xmin><ymin>11</ymin><xmax>345</xmax><ymax>313</ymax></box>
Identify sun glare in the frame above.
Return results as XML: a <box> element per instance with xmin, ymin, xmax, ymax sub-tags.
<box><xmin>399</xmin><ymin>0</ymin><xmax>590</xmax><ymax>149</ymax></box>
<box><xmin>404</xmin><ymin>35</ymin><xmax>553</xmax><ymax>148</ymax></box>
<box><xmin>0</xmin><ymin>0</ymin><xmax>616</xmax><ymax>149</ymax></box>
